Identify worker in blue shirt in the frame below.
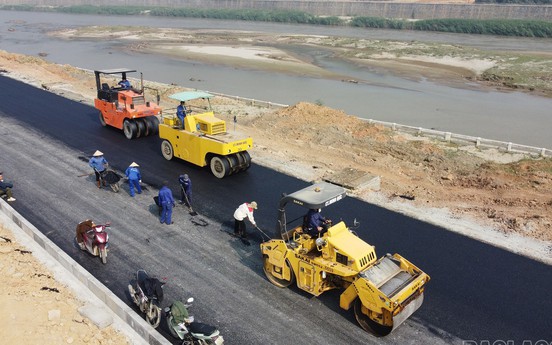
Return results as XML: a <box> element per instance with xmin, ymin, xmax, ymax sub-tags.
<box><xmin>125</xmin><ymin>162</ymin><xmax>142</xmax><ymax>197</ymax></box>
<box><xmin>178</xmin><ymin>173</ymin><xmax>192</xmax><ymax>207</ymax></box>
<box><xmin>306</xmin><ymin>208</ymin><xmax>330</xmax><ymax>237</ymax></box>
<box><xmin>88</xmin><ymin>150</ymin><xmax>108</xmax><ymax>188</ymax></box>
<box><xmin>118</xmin><ymin>78</ymin><xmax>131</xmax><ymax>89</ymax></box>
<box><xmin>158</xmin><ymin>181</ymin><xmax>175</xmax><ymax>225</ymax></box>
<box><xmin>176</xmin><ymin>101</ymin><xmax>187</xmax><ymax>129</ymax></box>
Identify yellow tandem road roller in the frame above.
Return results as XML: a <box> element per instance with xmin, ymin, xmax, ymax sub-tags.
<box><xmin>159</xmin><ymin>91</ymin><xmax>253</xmax><ymax>178</ymax></box>
<box><xmin>260</xmin><ymin>182</ymin><xmax>430</xmax><ymax>336</ymax></box>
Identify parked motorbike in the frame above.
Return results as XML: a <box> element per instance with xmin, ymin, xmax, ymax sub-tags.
<box><xmin>75</xmin><ymin>220</ymin><xmax>110</xmax><ymax>264</ymax></box>
<box><xmin>165</xmin><ymin>298</ymin><xmax>224</xmax><ymax>345</ymax></box>
<box><xmin>128</xmin><ymin>269</ymin><xmax>165</xmax><ymax>328</ymax></box>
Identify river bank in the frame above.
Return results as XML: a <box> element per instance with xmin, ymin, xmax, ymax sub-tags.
<box><xmin>50</xmin><ymin>26</ymin><xmax>552</xmax><ymax>97</ymax></box>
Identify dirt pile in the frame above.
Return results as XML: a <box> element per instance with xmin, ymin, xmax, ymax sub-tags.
<box><xmin>244</xmin><ymin>102</ymin><xmax>552</xmax><ymax>242</ymax></box>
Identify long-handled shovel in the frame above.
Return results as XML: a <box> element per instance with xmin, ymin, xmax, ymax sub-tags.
<box><xmin>181</xmin><ymin>186</ymin><xmax>197</xmax><ymax>216</ymax></box>
<box><xmin>254</xmin><ymin>225</ymin><xmax>271</xmax><ymax>241</ymax></box>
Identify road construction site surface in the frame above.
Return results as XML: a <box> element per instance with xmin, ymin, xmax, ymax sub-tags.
<box><xmin>1</xmin><ymin>75</ymin><xmax>551</xmax><ymax>344</ymax></box>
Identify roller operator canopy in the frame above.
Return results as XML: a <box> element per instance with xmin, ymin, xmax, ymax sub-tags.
<box><xmin>169</xmin><ymin>91</ymin><xmax>214</xmax><ymax>102</ymax></box>
<box><xmin>279</xmin><ymin>182</ymin><xmax>346</xmax><ymax>210</ymax></box>
<box><xmin>94</xmin><ymin>68</ymin><xmax>137</xmax><ymax>75</ymax></box>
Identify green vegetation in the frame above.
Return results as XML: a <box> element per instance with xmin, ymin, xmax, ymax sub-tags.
<box><xmin>351</xmin><ymin>17</ymin><xmax>552</xmax><ymax>38</ymax></box>
<box><xmin>2</xmin><ymin>5</ymin><xmax>552</xmax><ymax>38</ymax></box>
<box><xmin>412</xmin><ymin>19</ymin><xmax>552</xmax><ymax>37</ymax></box>
<box><xmin>0</xmin><ymin>5</ymin><xmax>344</xmax><ymax>25</ymax></box>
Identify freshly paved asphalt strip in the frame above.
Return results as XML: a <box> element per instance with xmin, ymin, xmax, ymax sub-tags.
<box><xmin>0</xmin><ymin>75</ymin><xmax>551</xmax><ymax>344</ymax></box>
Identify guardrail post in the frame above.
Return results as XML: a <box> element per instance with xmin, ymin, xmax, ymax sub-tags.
<box><xmin>507</xmin><ymin>142</ymin><xmax>512</xmax><ymax>152</ymax></box>
<box><xmin>541</xmin><ymin>148</ymin><xmax>547</xmax><ymax>157</ymax></box>
<box><xmin>417</xmin><ymin>127</ymin><xmax>422</xmax><ymax>136</ymax></box>
<box><xmin>476</xmin><ymin>137</ymin><xmax>481</xmax><ymax>148</ymax></box>
<box><xmin>445</xmin><ymin>132</ymin><xmax>451</xmax><ymax>142</ymax></box>
<box><xmin>392</xmin><ymin>123</ymin><xmax>396</xmax><ymax>130</ymax></box>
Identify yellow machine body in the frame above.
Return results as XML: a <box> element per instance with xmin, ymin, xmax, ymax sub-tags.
<box><xmin>159</xmin><ymin>97</ymin><xmax>253</xmax><ymax>178</ymax></box>
<box><xmin>260</xmin><ymin>182</ymin><xmax>430</xmax><ymax>336</ymax></box>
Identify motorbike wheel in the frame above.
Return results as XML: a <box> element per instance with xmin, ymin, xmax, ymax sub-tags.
<box><xmin>166</xmin><ymin>315</ymin><xmax>181</xmax><ymax>339</ymax></box>
<box><xmin>128</xmin><ymin>284</ymin><xmax>139</xmax><ymax>306</ymax></box>
<box><xmin>139</xmin><ymin>300</ymin><xmax>148</xmax><ymax>313</ymax></box>
<box><xmin>182</xmin><ymin>335</ymin><xmax>195</xmax><ymax>345</ymax></box>
<box><xmin>100</xmin><ymin>247</ymin><xmax>107</xmax><ymax>264</ymax></box>
<box><xmin>146</xmin><ymin>304</ymin><xmax>161</xmax><ymax>328</ymax></box>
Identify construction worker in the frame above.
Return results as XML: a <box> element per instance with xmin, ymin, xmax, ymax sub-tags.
<box><xmin>0</xmin><ymin>171</ymin><xmax>15</xmax><ymax>202</ymax></box>
<box><xmin>233</xmin><ymin>201</ymin><xmax>257</xmax><ymax>239</ymax></box>
<box><xmin>176</xmin><ymin>101</ymin><xmax>187</xmax><ymax>129</ymax></box>
<box><xmin>118</xmin><ymin>78</ymin><xmax>131</xmax><ymax>89</ymax></box>
<box><xmin>75</xmin><ymin>219</ymin><xmax>94</xmax><ymax>250</ymax></box>
<box><xmin>306</xmin><ymin>208</ymin><xmax>331</xmax><ymax>237</ymax></box>
<box><xmin>125</xmin><ymin>162</ymin><xmax>142</xmax><ymax>197</ymax></box>
<box><xmin>158</xmin><ymin>181</ymin><xmax>175</xmax><ymax>225</ymax></box>
<box><xmin>178</xmin><ymin>173</ymin><xmax>192</xmax><ymax>207</ymax></box>
<box><xmin>88</xmin><ymin>150</ymin><xmax>108</xmax><ymax>188</ymax></box>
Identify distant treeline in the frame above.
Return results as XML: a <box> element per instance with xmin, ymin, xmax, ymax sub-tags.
<box><xmin>3</xmin><ymin>4</ymin><xmax>552</xmax><ymax>38</ymax></box>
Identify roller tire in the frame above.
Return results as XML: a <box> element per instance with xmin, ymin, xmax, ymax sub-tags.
<box><xmin>99</xmin><ymin>111</ymin><xmax>107</xmax><ymax>127</ymax></box>
<box><xmin>239</xmin><ymin>151</ymin><xmax>251</xmax><ymax>171</ymax></box>
<box><xmin>123</xmin><ymin>119</ymin><xmax>137</xmax><ymax>139</ymax></box>
<box><xmin>226</xmin><ymin>154</ymin><xmax>239</xmax><ymax>175</ymax></box>
<box><xmin>210</xmin><ymin>155</ymin><xmax>230</xmax><ymax>179</ymax></box>
<box><xmin>161</xmin><ymin>140</ymin><xmax>174</xmax><ymax>161</ymax></box>
<box><xmin>135</xmin><ymin>118</ymin><xmax>147</xmax><ymax>137</ymax></box>
<box><xmin>354</xmin><ymin>298</ymin><xmax>393</xmax><ymax>337</ymax></box>
<box><xmin>146</xmin><ymin>116</ymin><xmax>160</xmax><ymax>135</ymax></box>
<box><xmin>263</xmin><ymin>256</ymin><xmax>295</xmax><ymax>288</ymax></box>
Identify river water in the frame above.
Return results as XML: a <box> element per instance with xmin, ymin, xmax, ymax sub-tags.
<box><xmin>1</xmin><ymin>10</ymin><xmax>551</xmax><ymax>148</ymax></box>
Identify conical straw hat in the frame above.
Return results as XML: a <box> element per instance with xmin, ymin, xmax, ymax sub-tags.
<box><xmin>93</xmin><ymin>150</ymin><xmax>103</xmax><ymax>157</ymax></box>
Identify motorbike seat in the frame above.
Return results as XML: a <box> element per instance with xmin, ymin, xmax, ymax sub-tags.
<box><xmin>140</xmin><ymin>277</ymin><xmax>164</xmax><ymax>302</ymax></box>
<box><xmin>189</xmin><ymin>322</ymin><xmax>217</xmax><ymax>336</ymax></box>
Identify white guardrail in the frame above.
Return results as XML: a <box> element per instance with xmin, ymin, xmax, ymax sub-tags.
<box><xmin>364</xmin><ymin>119</ymin><xmax>551</xmax><ymax>158</ymax></box>
<box><xmin>210</xmin><ymin>90</ymin><xmax>551</xmax><ymax>158</ymax></box>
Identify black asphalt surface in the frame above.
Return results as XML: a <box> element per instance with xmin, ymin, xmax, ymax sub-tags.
<box><xmin>1</xmin><ymin>75</ymin><xmax>551</xmax><ymax>344</ymax></box>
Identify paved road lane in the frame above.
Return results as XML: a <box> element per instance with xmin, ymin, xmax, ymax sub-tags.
<box><xmin>1</xmin><ymin>75</ymin><xmax>551</xmax><ymax>344</ymax></box>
